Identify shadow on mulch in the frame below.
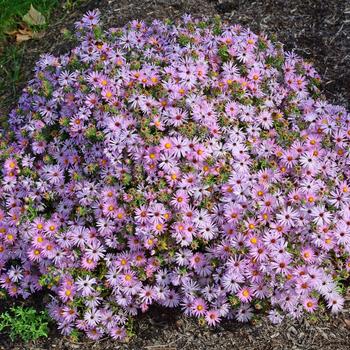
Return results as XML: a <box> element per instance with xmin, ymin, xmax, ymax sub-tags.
<box><xmin>0</xmin><ymin>0</ymin><xmax>350</xmax><ymax>349</ymax></box>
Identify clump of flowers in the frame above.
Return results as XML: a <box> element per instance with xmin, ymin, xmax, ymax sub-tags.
<box><xmin>1</xmin><ymin>9</ymin><xmax>350</xmax><ymax>340</ymax></box>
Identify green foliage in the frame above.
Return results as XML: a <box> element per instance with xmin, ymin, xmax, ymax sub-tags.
<box><xmin>0</xmin><ymin>306</ymin><xmax>49</xmax><ymax>342</ymax></box>
<box><xmin>218</xmin><ymin>45</ymin><xmax>229</xmax><ymax>62</ymax></box>
<box><xmin>178</xmin><ymin>34</ymin><xmax>191</xmax><ymax>47</ymax></box>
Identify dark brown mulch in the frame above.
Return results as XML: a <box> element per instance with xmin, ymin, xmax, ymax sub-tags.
<box><xmin>1</xmin><ymin>306</ymin><xmax>350</xmax><ymax>350</ymax></box>
<box><xmin>0</xmin><ymin>1</ymin><xmax>350</xmax><ymax>349</ymax></box>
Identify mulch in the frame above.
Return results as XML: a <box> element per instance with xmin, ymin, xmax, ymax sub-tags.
<box><xmin>0</xmin><ymin>0</ymin><xmax>350</xmax><ymax>349</ymax></box>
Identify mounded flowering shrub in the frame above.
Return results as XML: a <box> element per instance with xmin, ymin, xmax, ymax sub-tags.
<box><xmin>1</xmin><ymin>9</ymin><xmax>350</xmax><ymax>340</ymax></box>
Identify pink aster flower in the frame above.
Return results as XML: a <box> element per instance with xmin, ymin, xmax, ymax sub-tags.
<box><xmin>235</xmin><ymin>304</ymin><xmax>253</xmax><ymax>322</ymax></box>
<box><xmin>58</xmin><ymin>285</ymin><xmax>75</xmax><ymax>302</ymax></box>
<box><xmin>42</xmin><ymin>165</ymin><xmax>64</xmax><ymax>185</ymax></box>
<box><xmin>76</xmin><ymin>275</ymin><xmax>97</xmax><ymax>297</ymax></box>
<box><xmin>110</xmin><ymin>326</ymin><xmax>126</xmax><ymax>340</ymax></box>
<box><xmin>191</xmin><ymin>298</ymin><xmax>207</xmax><ymax>317</ymax></box>
<box><xmin>237</xmin><ymin>286</ymin><xmax>253</xmax><ymax>303</ymax></box>
<box><xmin>81</xmin><ymin>255</ymin><xmax>98</xmax><ymax>270</ymax></box>
<box><xmin>276</xmin><ymin>207</ymin><xmax>298</xmax><ymax>228</ymax></box>
<box><xmin>84</xmin><ymin>309</ymin><xmax>102</xmax><ymax>327</ymax></box>
<box><xmin>162</xmin><ymin>289</ymin><xmax>180</xmax><ymax>307</ymax></box>
<box><xmin>85</xmin><ymin>240</ymin><xmax>106</xmax><ymax>262</ymax></box>
<box><xmin>205</xmin><ymin>309</ymin><xmax>221</xmax><ymax>326</ymax></box>
<box><xmin>311</xmin><ymin>204</ymin><xmax>333</xmax><ymax>226</ymax></box>
<box><xmin>301</xmin><ymin>247</ymin><xmax>316</xmax><ymax>263</ymax></box>
<box><xmin>139</xmin><ymin>286</ymin><xmax>155</xmax><ymax>305</ymax></box>
<box><xmin>303</xmin><ymin>297</ymin><xmax>318</xmax><ymax>312</ymax></box>
<box><xmin>170</xmin><ymin>190</ymin><xmax>189</xmax><ymax>209</ymax></box>
<box><xmin>326</xmin><ymin>292</ymin><xmax>344</xmax><ymax>313</ymax></box>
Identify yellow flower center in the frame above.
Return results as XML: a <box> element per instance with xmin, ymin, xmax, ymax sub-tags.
<box><xmin>242</xmin><ymin>289</ymin><xmax>250</xmax><ymax>298</ymax></box>
<box><xmin>250</xmin><ymin>237</ymin><xmax>257</xmax><ymax>244</ymax></box>
<box><xmin>308</xmin><ymin>196</ymin><xmax>314</xmax><ymax>203</ymax></box>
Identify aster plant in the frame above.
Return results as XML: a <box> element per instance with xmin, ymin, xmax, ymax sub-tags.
<box><xmin>0</xmin><ymin>9</ymin><xmax>350</xmax><ymax>340</ymax></box>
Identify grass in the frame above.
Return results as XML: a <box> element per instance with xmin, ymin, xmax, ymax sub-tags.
<box><xmin>0</xmin><ymin>0</ymin><xmax>61</xmax><ymax>116</ymax></box>
<box><xmin>0</xmin><ymin>45</ymin><xmax>25</xmax><ymax>98</ymax></box>
<box><xmin>0</xmin><ymin>0</ymin><xmax>59</xmax><ymax>41</ymax></box>
<box><xmin>0</xmin><ymin>0</ymin><xmax>89</xmax><ymax>117</ymax></box>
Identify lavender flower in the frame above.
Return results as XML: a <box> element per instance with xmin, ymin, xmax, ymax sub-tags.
<box><xmin>0</xmin><ymin>10</ymin><xmax>349</xmax><ymax>340</ymax></box>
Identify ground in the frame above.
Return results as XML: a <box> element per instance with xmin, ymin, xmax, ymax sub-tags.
<box><xmin>0</xmin><ymin>0</ymin><xmax>350</xmax><ymax>349</ymax></box>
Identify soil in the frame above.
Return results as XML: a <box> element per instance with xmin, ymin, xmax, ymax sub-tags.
<box><xmin>0</xmin><ymin>0</ymin><xmax>350</xmax><ymax>349</ymax></box>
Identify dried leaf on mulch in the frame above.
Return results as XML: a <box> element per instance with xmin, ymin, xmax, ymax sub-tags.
<box><xmin>5</xmin><ymin>26</ymin><xmax>45</xmax><ymax>43</ymax></box>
